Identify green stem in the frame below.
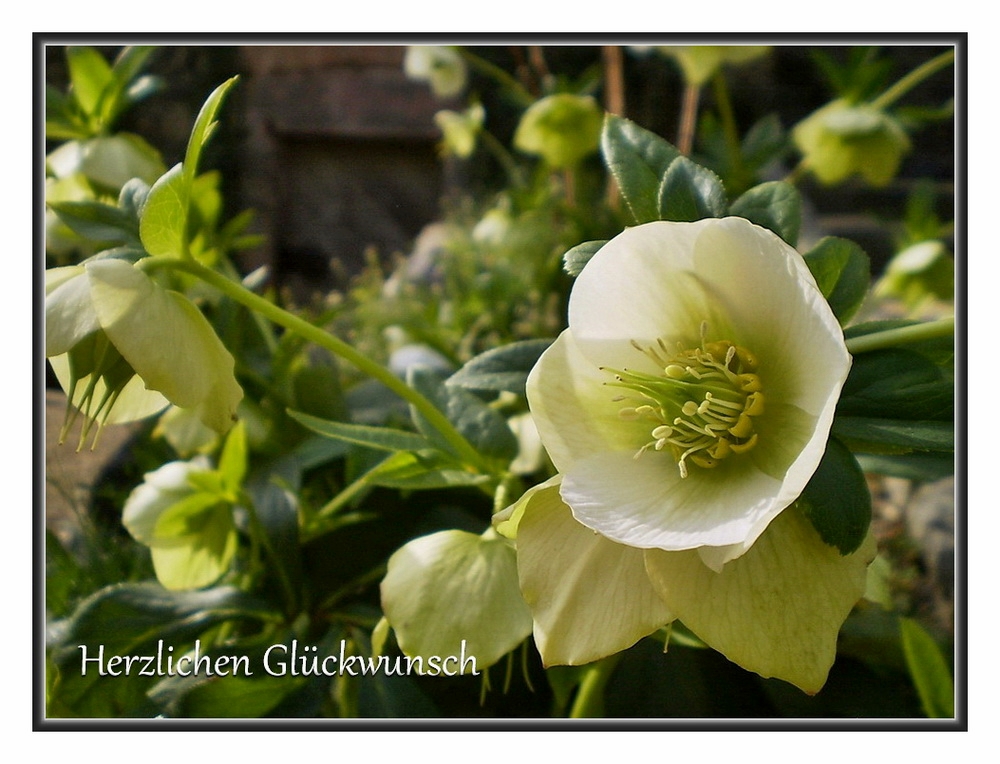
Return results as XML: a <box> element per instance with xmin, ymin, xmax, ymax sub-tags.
<box><xmin>568</xmin><ymin>653</ymin><xmax>622</xmax><ymax>718</ymax></box>
<box><xmin>479</xmin><ymin>128</ymin><xmax>526</xmax><ymax>189</ymax></box>
<box><xmin>845</xmin><ymin>316</ymin><xmax>954</xmax><ymax>355</ymax></box>
<box><xmin>870</xmin><ymin>50</ymin><xmax>955</xmax><ymax>111</ymax></box>
<box><xmin>711</xmin><ymin>70</ymin><xmax>749</xmax><ymax>194</ymax></box>
<box><xmin>140</xmin><ymin>258</ymin><xmax>489</xmax><ymax>473</ymax></box>
<box><xmin>459</xmin><ymin>48</ymin><xmax>536</xmax><ymax>107</ymax></box>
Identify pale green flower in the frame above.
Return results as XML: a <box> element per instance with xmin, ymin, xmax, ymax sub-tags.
<box><xmin>498</xmin><ymin>478</ymin><xmax>874</xmax><ymax>692</ymax></box>
<box><xmin>380</xmin><ymin>528</ymin><xmax>534</xmax><ymax>672</ymax></box>
<box><xmin>122</xmin><ymin>455</ymin><xmax>238</xmax><ymax>590</ymax></box>
<box><xmin>513</xmin><ymin>94</ymin><xmax>603</xmax><ymax>169</ymax></box>
<box><xmin>792</xmin><ymin>99</ymin><xmax>911</xmax><ymax>187</ymax></box>
<box><xmin>500</xmin><ymin>217</ymin><xmax>873</xmax><ymax>691</ymax></box>
<box><xmin>636</xmin><ymin>46</ymin><xmax>770</xmax><ymax>87</ymax></box>
<box><xmin>434</xmin><ymin>103</ymin><xmax>485</xmax><ymax>158</ymax></box>
<box><xmin>45</xmin><ymin>259</ymin><xmax>243</xmax><ymax>446</ymax></box>
<box><xmin>403</xmin><ymin>46</ymin><xmax>468</xmax><ymax>99</ymax></box>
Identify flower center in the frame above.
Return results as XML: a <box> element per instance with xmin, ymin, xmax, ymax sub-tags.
<box><xmin>606</xmin><ymin>331</ymin><xmax>764</xmax><ymax>478</ymax></box>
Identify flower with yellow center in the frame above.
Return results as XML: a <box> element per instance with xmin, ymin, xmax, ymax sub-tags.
<box><xmin>500</xmin><ymin>217</ymin><xmax>875</xmax><ymax>692</ymax></box>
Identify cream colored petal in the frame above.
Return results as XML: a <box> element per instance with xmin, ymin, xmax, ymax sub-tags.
<box><xmin>86</xmin><ymin>259</ymin><xmax>242</xmax><ymax>433</ymax></box>
<box><xmin>45</xmin><ymin>266</ymin><xmax>101</xmax><ymax>357</ymax></box>
<box><xmin>148</xmin><ymin>505</ymin><xmax>238</xmax><ymax>591</ymax></box>
<box><xmin>689</xmin><ymin>218</ymin><xmax>851</xmax><ymax>419</ymax></box>
<box><xmin>561</xmin><ymin>449</ymin><xmax>784</xmax><ymax>552</ymax></box>
<box><xmin>121</xmin><ymin>457</ymin><xmax>213</xmax><ymax>544</ymax></box>
<box><xmin>492</xmin><ymin>473</ymin><xmax>562</xmax><ymax>540</ymax></box>
<box><xmin>644</xmin><ymin>505</ymin><xmax>876</xmax><ymax>694</ymax></box>
<box><xmin>567</xmin><ymin>219</ymin><xmax>725</xmax><ymax>372</ymax></box>
<box><xmin>525</xmin><ymin>330</ymin><xmax>650</xmax><ymax>474</ymax></box>
<box><xmin>380</xmin><ymin>529</ymin><xmax>533</xmax><ymax>672</ymax></box>
<box><xmin>515</xmin><ymin>480</ymin><xmax>673</xmax><ymax>666</ymax></box>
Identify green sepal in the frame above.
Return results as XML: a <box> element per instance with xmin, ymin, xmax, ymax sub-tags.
<box><xmin>803</xmin><ymin>236</ymin><xmax>871</xmax><ymax>325</ymax></box>
<box><xmin>562</xmin><ymin>240</ymin><xmax>608</xmax><ymax>277</ymax></box>
<box><xmin>446</xmin><ymin>338</ymin><xmax>553</xmax><ymax>396</ymax></box>
<box><xmin>798</xmin><ymin>436</ymin><xmax>872</xmax><ymax>555</ymax></box>
<box><xmin>657</xmin><ymin>155</ymin><xmax>727</xmax><ymax>222</ymax></box>
<box><xmin>601</xmin><ymin>114</ymin><xmax>680</xmax><ymax>224</ymax></box>
<box><xmin>728</xmin><ymin>180</ymin><xmax>802</xmax><ymax>246</ymax></box>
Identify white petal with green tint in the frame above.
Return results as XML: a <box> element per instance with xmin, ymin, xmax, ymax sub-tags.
<box><xmin>148</xmin><ymin>503</ymin><xmax>238</xmax><ymax>591</ymax></box>
<box><xmin>380</xmin><ymin>528</ymin><xmax>533</xmax><ymax>672</ymax></box>
<box><xmin>45</xmin><ymin>266</ymin><xmax>101</xmax><ymax>356</ymax></box>
<box><xmin>85</xmin><ymin>259</ymin><xmax>242</xmax><ymax>433</ymax></box>
<box><xmin>514</xmin><ymin>481</ymin><xmax>673</xmax><ymax>666</ymax></box>
<box><xmin>526</xmin><ymin>330</ymin><xmax>652</xmax><ymax>473</ymax></box>
<box><xmin>531</xmin><ymin>218</ymin><xmax>850</xmax><ymax>559</ymax></box>
<box><xmin>644</xmin><ymin>505</ymin><xmax>876</xmax><ymax>694</ymax></box>
<box><xmin>122</xmin><ymin>457</ymin><xmax>213</xmax><ymax>544</ymax></box>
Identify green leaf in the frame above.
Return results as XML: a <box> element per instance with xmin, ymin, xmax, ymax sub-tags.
<box><xmin>48</xmin><ymin>199</ymin><xmax>139</xmax><ymax>245</ymax></box>
<box><xmin>832</xmin><ymin>416</ymin><xmax>954</xmax><ymax>454</ymax></box>
<box><xmin>288</xmin><ymin>410</ymin><xmax>433</xmax><ymax>453</ymax></box>
<box><xmin>66</xmin><ymin>46</ymin><xmax>113</xmax><ymax>120</ymax></box>
<box><xmin>183</xmin><ymin>77</ymin><xmax>239</xmax><ymax>188</ymax></box>
<box><xmin>845</xmin><ymin>319</ymin><xmax>955</xmax><ymax>366</ymax></box>
<box><xmin>803</xmin><ymin>236</ymin><xmax>871</xmax><ymax>325</ymax></box>
<box><xmin>562</xmin><ymin>240</ymin><xmax>608</xmax><ymax>277</ymax></box>
<box><xmin>409</xmin><ymin>367</ymin><xmax>519</xmax><ymax>465</ymax></box>
<box><xmin>156</xmin><ymin>672</ymin><xmax>305</xmax><ymax>718</ymax></box>
<box><xmin>798</xmin><ymin>437</ymin><xmax>872</xmax><ymax>555</ymax></box>
<box><xmin>48</xmin><ymin>583</ymin><xmax>275</xmax><ymax>664</ymax></box>
<box><xmin>366</xmin><ymin>450</ymin><xmax>491</xmax><ymax>490</ymax></box>
<box><xmin>601</xmin><ymin>114</ymin><xmax>680</xmax><ymax>224</ymax></box>
<box><xmin>657</xmin><ymin>155</ymin><xmax>727</xmax><ymax>222</ymax></box>
<box><xmin>139</xmin><ymin>162</ymin><xmax>187</xmax><ymax>257</ymax></box>
<box><xmin>728</xmin><ymin>180</ymin><xmax>802</xmax><ymax>245</ymax></box>
<box><xmin>855</xmin><ymin>451</ymin><xmax>955</xmax><ymax>482</ymax></box>
<box><xmin>899</xmin><ymin>616</ymin><xmax>954</xmax><ymax>718</ymax></box>
<box><xmin>838</xmin><ymin>348</ymin><xmax>953</xmax><ymax>422</ymax></box>
<box><xmin>245</xmin><ymin>478</ymin><xmax>303</xmax><ymax>609</ymax></box>
<box><xmin>217</xmin><ymin>420</ymin><xmax>248</xmax><ymax>494</ymax></box>
<box><xmin>446</xmin><ymin>338</ymin><xmax>553</xmax><ymax>395</ymax></box>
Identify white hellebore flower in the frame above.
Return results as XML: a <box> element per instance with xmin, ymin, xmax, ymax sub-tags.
<box><xmin>46</xmin><ymin>258</ymin><xmax>243</xmax><ymax>447</ymax></box>
<box><xmin>503</xmin><ymin>217</ymin><xmax>875</xmax><ymax>693</ymax></box>
<box><xmin>403</xmin><ymin>46</ymin><xmax>468</xmax><ymax>99</ymax></box>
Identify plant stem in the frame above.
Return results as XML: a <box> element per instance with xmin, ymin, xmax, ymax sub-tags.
<box><xmin>677</xmin><ymin>83</ymin><xmax>700</xmax><ymax>155</ymax></box>
<box><xmin>140</xmin><ymin>258</ymin><xmax>489</xmax><ymax>473</ymax></box>
<box><xmin>459</xmin><ymin>48</ymin><xmax>536</xmax><ymax>107</ymax></box>
<box><xmin>870</xmin><ymin>49</ymin><xmax>955</xmax><ymax>111</ymax></box>
<box><xmin>568</xmin><ymin>653</ymin><xmax>622</xmax><ymax>718</ymax></box>
<box><xmin>712</xmin><ymin>69</ymin><xmax>749</xmax><ymax>194</ymax></box>
<box><xmin>845</xmin><ymin>316</ymin><xmax>954</xmax><ymax>355</ymax></box>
